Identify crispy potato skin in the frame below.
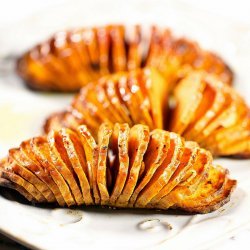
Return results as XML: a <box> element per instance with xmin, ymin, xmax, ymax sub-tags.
<box><xmin>17</xmin><ymin>25</ymin><xmax>233</xmax><ymax>92</ymax></box>
<box><xmin>0</xmin><ymin>123</ymin><xmax>236</xmax><ymax>214</ymax></box>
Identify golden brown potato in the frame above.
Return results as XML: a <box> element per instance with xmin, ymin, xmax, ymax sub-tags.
<box><xmin>17</xmin><ymin>25</ymin><xmax>233</xmax><ymax>92</ymax></box>
<box><xmin>171</xmin><ymin>71</ymin><xmax>250</xmax><ymax>157</ymax></box>
<box><xmin>44</xmin><ymin>68</ymin><xmax>250</xmax><ymax>157</ymax></box>
<box><xmin>44</xmin><ymin>67</ymin><xmax>169</xmax><ymax>133</ymax></box>
<box><xmin>0</xmin><ymin>123</ymin><xmax>236</xmax><ymax>213</ymax></box>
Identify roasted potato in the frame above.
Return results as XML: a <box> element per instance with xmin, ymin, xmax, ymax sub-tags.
<box><xmin>0</xmin><ymin>123</ymin><xmax>236</xmax><ymax>213</ymax></box>
<box><xmin>45</xmin><ymin>68</ymin><xmax>250</xmax><ymax>157</ymax></box>
<box><xmin>17</xmin><ymin>25</ymin><xmax>233</xmax><ymax>92</ymax></box>
<box><xmin>171</xmin><ymin>71</ymin><xmax>250</xmax><ymax>157</ymax></box>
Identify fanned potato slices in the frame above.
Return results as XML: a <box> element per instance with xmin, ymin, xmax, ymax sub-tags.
<box><xmin>171</xmin><ymin>71</ymin><xmax>250</xmax><ymax>157</ymax></box>
<box><xmin>45</xmin><ymin>68</ymin><xmax>249</xmax><ymax>157</ymax></box>
<box><xmin>135</xmin><ymin>132</ymin><xmax>184</xmax><ymax>208</ymax></box>
<box><xmin>30</xmin><ymin>137</ymin><xmax>69</xmax><ymax>206</ymax></box>
<box><xmin>44</xmin><ymin>67</ymin><xmax>168</xmax><ymax>134</ymax></box>
<box><xmin>58</xmin><ymin>129</ymin><xmax>93</xmax><ymax>205</ymax></box>
<box><xmin>129</xmin><ymin>129</ymin><xmax>170</xmax><ymax>206</ymax></box>
<box><xmin>116</xmin><ymin>124</ymin><xmax>150</xmax><ymax>207</ymax></box>
<box><xmin>47</xmin><ymin>130</ymin><xmax>84</xmax><ymax>205</ymax></box>
<box><xmin>147</xmin><ymin>141</ymin><xmax>200</xmax><ymax>208</ymax></box>
<box><xmin>8</xmin><ymin>148</ymin><xmax>54</xmax><ymax>203</ymax></box>
<box><xmin>20</xmin><ymin>140</ymin><xmax>61</xmax><ymax>204</ymax></box>
<box><xmin>109</xmin><ymin>123</ymin><xmax>130</xmax><ymax>204</ymax></box>
<box><xmin>0</xmin><ymin>123</ymin><xmax>236</xmax><ymax>213</ymax></box>
<box><xmin>0</xmin><ymin>158</ymin><xmax>46</xmax><ymax>203</ymax></box>
<box><xmin>17</xmin><ymin>25</ymin><xmax>233</xmax><ymax>92</ymax></box>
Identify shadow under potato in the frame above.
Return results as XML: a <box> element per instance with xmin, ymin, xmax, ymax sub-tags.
<box><xmin>0</xmin><ymin>187</ymin><xmax>194</xmax><ymax>216</ymax></box>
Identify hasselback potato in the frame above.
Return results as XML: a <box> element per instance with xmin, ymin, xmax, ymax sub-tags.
<box><xmin>17</xmin><ymin>25</ymin><xmax>233</xmax><ymax>92</ymax></box>
<box><xmin>0</xmin><ymin>123</ymin><xmax>236</xmax><ymax>213</ymax></box>
<box><xmin>171</xmin><ymin>72</ymin><xmax>250</xmax><ymax>157</ymax></box>
<box><xmin>44</xmin><ymin>67</ymin><xmax>250</xmax><ymax>157</ymax></box>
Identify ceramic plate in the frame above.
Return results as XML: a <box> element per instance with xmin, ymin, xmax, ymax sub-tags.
<box><xmin>0</xmin><ymin>0</ymin><xmax>250</xmax><ymax>249</ymax></box>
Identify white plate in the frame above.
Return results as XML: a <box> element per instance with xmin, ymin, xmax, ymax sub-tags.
<box><xmin>0</xmin><ymin>0</ymin><xmax>250</xmax><ymax>249</ymax></box>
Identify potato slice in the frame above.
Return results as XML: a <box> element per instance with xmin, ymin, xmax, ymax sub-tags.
<box><xmin>48</xmin><ymin>130</ymin><xmax>84</xmax><ymax>205</ymax></box>
<box><xmin>96</xmin><ymin>26</ymin><xmax>110</xmax><ymax>75</ymax></box>
<box><xmin>0</xmin><ymin>158</ymin><xmax>45</xmax><ymax>203</ymax></box>
<box><xmin>135</xmin><ymin>132</ymin><xmax>184</xmax><ymax>208</ymax></box>
<box><xmin>167</xmin><ymin>165</ymin><xmax>229</xmax><ymax>211</ymax></box>
<box><xmin>20</xmin><ymin>140</ymin><xmax>63</xmax><ymax>203</ymax></box>
<box><xmin>30</xmin><ymin>137</ymin><xmax>69</xmax><ymax>206</ymax></box>
<box><xmin>77</xmin><ymin>125</ymin><xmax>97</xmax><ymax>192</ymax></box>
<box><xmin>58</xmin><ymin>128</ymin><xmax>93</xmax><ymax>205</ymax></box>
<box><xmin>63</xmin><ymin>109</ymin><xmax>95</xmax><ymax>132</ymax></box>
<box><xmin>141</xmin><ymin>67</ymin><xmax>169</xmax><ymax>129</ymax></box>
<box><xmin>75</xmin><ymin>84</ymin><xmax>113</xmax><ymax>126</ymax></box>
<box><xmin>109</xmin><ymin>123</ymin><xmax>130</xmax><ymax>204</ymax></box>
<box><xmin>200</xmin><ymin>95</ymin><xmax>247</xmax><ymax>144</ymax></box>
<box><xmin>127</xmin><ymin>70</ymin><xmax>154</xmax><ymax>128</ymax></box>
<box><xmin>17</xmin><ymin>144</ymin><xmax>56</xmax><ymax>203</ymax></box>
<box><xmin>197</xmin><ymin>52</ymin><xmax>233</xmax><ymax>85</ymax></box>
<box><xmin>182</xmin><ymin>82</ymin><xmax>216</xmax><ymax>138</ymax></box>
<box><xmin>96</xmin><ymin>77</ymin><xmax>124</xmax><ymax>123</ymax></box>
<box><xmin>8</xmin><ymin>148</ymin><xmax>53</xmax><ymax>203</ymax></box>
<box><xmin>183</xmin><ymin>77</ymin><xmax>226</xmax><ymax>140</ymax></box>
<box><xmin>170</xmin><ymin>72</ymin><xmax>207</xmax><ymax>134</ymax></box>
<box><xmin>109</xmin><ymin>25</ymin><xmax>126</xmax><ymax>72</ymax></box>
<box><xmin>82</xmin><ymin>28</ymin><xmax>99</xmax><ymax>70</ymax></box>
<box><xmin>77</xmin><ymin>125</ymin><xmax>100</xmax><ymax>203</ymax></box>
<box><xmin>117</xmin><ymin>73</ymin><xmax>141</xmax><ymax>124</ymax></box>
<box><xmin>105</xmin><ymin>74</ymin><xmax>133</xmax><ymax>125</ymax></box>
<box><xmin>47</xmin><ymin>37</ymin><xmax>81</xmax><ymax>91</ymax></box>
<box><xmin>127</xmin><ymin>25</ymin><xmax>142</xmax><ymax>70</ymax></box>
<box><xmin>145</xmin><ymin>26</ymin><xmax>163</xmax><ymax>68</ymax></box>
<box><xmin>171</xmin><ymin>38</ymin><xmax>200</xmax><ymax>66</ymax></box>
<box><xmin>185</xmin><ymin>177</ymin><xmax>237</xmax><ymax>213</ymax></box>
<box><xmin>157</xmin><ymin>148</ymin><xmax>212</xmax><ymax>210</ymax></box>
<box><xmin>129</xmin><ymin>129</ymin><xmax>170</xmax><ymax>206</ymax></box>
<box><xmin>148</xmin><ymin>141</ymin><xmax>199</xmax><ymax>207</ymax></box>
<box><xmin>186</xmin><ymin>173</ymin><xmax>235</xmax><ymax>213</ymax></box>
<box><xmin>53</xmin><ymin>34</ymin><xmax>85</xmax><ymax>86</ymax></box>
<box><xmin>0</xmin><ymin>174</ymin><xmax>36</xmax><ymax>202</ymax></box>
<box><xmin>179</xmin><ymin>149</ymin><xmax>213</xmax><ymax>194</ymax></box>
<box><xmin>44</xmin><ymin>111</ymin><xmax>68</xmax><ymax>134</ymax></box>
<box><xmin>116</xmin><ymin>124</ymin><xmax>150</xmax><ymax>207</ymax></box>
<box><xmin>97</xmin><ymin>123</ymin><xmax>113</xmax><ymax>205</ymax></box>
<box><xmin>206</xmin><ymin>119</ymin><xmax>250</xmax><ymax>157</ymax></box>
<box><xmin>69</xmin><ymin>29</ymin><xmax>99</xmax><ymax>82</ymax></box>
